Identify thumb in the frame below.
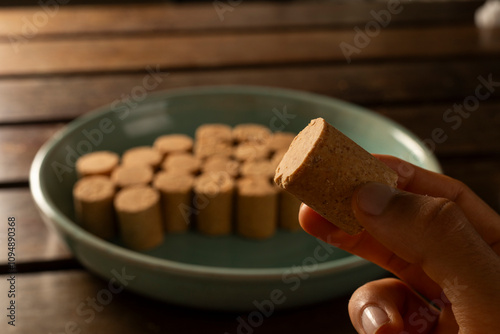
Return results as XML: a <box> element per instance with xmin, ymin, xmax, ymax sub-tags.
<box><xmin>352</xmin><ymin>182</ymin><xmax>500</xmax><ymax>311</ymax></box>
<box><xmin>348</xmin><ymin>278</ymin><xmax>446</xmax><ymax>334</ymax></box>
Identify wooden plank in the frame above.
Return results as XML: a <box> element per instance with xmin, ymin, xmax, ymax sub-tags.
<box><xmin>0</xmin><ymin>123</ymin><xmax>63</xmax><ymax>184</ymax></box>
<box><xmin>0</xmin><ymin>188</ymin><xmax>71</xmax><ymax>267</ymax></box>
<box><xmin>1</xmin><ymin>25</ymin><xmax>499</xmax><ymax>76</ymax></box>
<box><xmin>375</xmin><ymin>102</ymin><xmax>500</xmax><ymax>157</ymax></box>
<box><xmin>441</xmin><ymin>158</ymin><xmax>500</xmax><ymax>214</ymax></box>
<box><xmin>0</xmin><ymin>60</ymin><xmax>498</xmax><ymax>123</ymax></box>
<box><xmin>0</xmin><ymin>270</ymin><xmax>356</xmax><ymax>334</ymax></box>
<box><xmin>0</xmin><ymin>1</ymin><xmax>484</xmax><ymax>38</ymax></box>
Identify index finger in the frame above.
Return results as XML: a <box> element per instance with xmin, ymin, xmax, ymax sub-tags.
<box><xmin>375</xmin><ymin>154</ymin><xmax>500</xmax><ymax>253</ymax></box>
<box><xmin>299</xmin><ymin>203</ymin><xmax>443</xmax><ymax>300</ymax></box>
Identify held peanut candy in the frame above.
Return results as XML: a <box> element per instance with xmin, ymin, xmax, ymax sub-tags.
<box><xmin>274</xmin><ymin>118</ymin><xmax>398</xmax><ymax>235</ymax></box>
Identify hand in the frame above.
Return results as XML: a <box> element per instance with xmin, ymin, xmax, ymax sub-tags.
<box><xmin>299</xmin><ymin>155</ymin><xmax>500</xmax><ymax>334</ymax></box>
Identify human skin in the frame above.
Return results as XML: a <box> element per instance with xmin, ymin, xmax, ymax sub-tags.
<box><xmin>299</xmin><ymin>155</ymin><xmax>500</xmax><ymax>333</ymax></box>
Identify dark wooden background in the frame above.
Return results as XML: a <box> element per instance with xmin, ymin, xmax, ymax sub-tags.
<box><xmin>0</xmin><ymin>1</ymin><xmax>499</xmax><ymax>333</ymax></box>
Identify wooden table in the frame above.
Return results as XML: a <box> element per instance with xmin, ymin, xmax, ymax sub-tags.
<box><xmin>1</xmin><ymin>1</ymin><xmax>499</xmax><ymax>333</ymax></box>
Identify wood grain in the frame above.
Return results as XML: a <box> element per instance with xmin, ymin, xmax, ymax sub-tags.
<box><xmin>0</xmin><ymin>123</ymin><xmax>63</xmax><ymax>184</ymax></box>
<box><xmin>0</xmin><ymin>270</ymin><xmax>356</xmax><ymax>334</ymax></box>
<box><xmin>0</xmin><ymin>60</ymin><xmax>499</xmax><ymax>124</ymax></box>
<box><xmin>441</xmin><ymin>158</ymin><xmax>500</xmax><ymax>215</ymax></box>
<box><xmin>0</xmin><ymin>1</ymin><xmax>483</xmax><ymax>38</ymax></box>
<box><xmin>0</xmin><ymin>188</ymin><xmax>71</xmax><ymax>268</ymax></box>
<box><xmin>375</xmin><ymin>102</ymin><xmax>500</xmax><ymax>157</ymax></box>
<box><xmin>1</xmin><ymin>25</ymin><xmax>498</xmax><ymax>76</ymax></box>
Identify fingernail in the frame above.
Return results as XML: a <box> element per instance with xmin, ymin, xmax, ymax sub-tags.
<box><xmin>356</xmin><ymin>182</ymin><xmax>397</xmax><ymax>216</ymax></box>
<box><xmin>362</xmin><ymin>305</ymin><xmax>389</xmax><ymax>334</ymax></box>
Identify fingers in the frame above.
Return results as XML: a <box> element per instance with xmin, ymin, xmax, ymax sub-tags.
<box><xmin>348</xmin><ymin>278</ymin><xmax>452</xmax><ymax>334</ymax></box>
<box><xmin>352</xmin><ymin>182</ymin><xmax>500</xmax><ymax>312</ymax></box>
<box><xmin>374</xmin><ymin>155</ymin><xmax>500</xmax><ymax>254</ymax></box>
<box><xmin>299</xmin><ymin>204</ymin><xmax>442</xmax><ymax>300</ymax></box>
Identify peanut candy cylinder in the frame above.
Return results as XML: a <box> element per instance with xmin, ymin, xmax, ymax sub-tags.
<box><xmin>236</xmin><ymin>177</ymin><xmax>278</xmax><ymax>239</ymax></box>
<box><xmin>154</xmin><ymin>134</ymin><xmax>194</xmax><ymax>157</ymax></box>
<box><xmin>202</xmin><ymin>156</ymin><xmax>240</xmax><ymax>178</ymax></box>
<box><xmin>114</xmin><ymin>186</ymin><xmax>164</xmax><ymax>251</ymax></box>
<box><xmin>274</xmin><ymin>118</ymin><xmax>398</xmax><ymax>235</ymax></box>
<box><xmin>233</xmin><ymin>142</ymin><xmax>270</xmax><ymax>162</ymax></box>
<box><xmin>161</xmin><ymin>153</ymin><xmax>201</xmax><ymax>176</ymax></box>
<box><xmin>76</xmin><ymin>151</ymin><xmax>119</xmax><ymax>178</ymax></box>
<box><xmin>111</xmin><ymin>165</ymin><xmax>154</xmax><ymax>189</ymax></box>
<box><xmin>278</xmin><ymin>188</ymin><xmax>302</xmax><ymax>231</ymax></box>
<box><xmin>233</xmin><ymin>123</ymin><xmax>271</xmax><ymax>144</ymax></box>
<box><xmin>270</xmin><ymin>149</ymin><xmax>287</xmax><ymax>170</ymax></box>
<box><xmin>121</xmin><ymin>146</ymin><xmax>162</xmax><ymax>169</ymax></box>
<box><xmin>73</xmin><ymin>176</ymin><xmax>116</xmax><ymax>239</ymax></box>
<box><xmin>269</xmin><ymin>132</ymin><xmax>295</xmax><ymax>153</ymax></box>
<box><xmin>240</xmin><ymin>160</ymin><xmax>275</xmax><ymax>179</ymax></box>
<box><xmin>153</xmin><ymin>172</ymin><xmax>194</xmax><ymax>233</ymax></box>
<box><xmin>194</xmin><ymin>138</ymin><xmax>233</xmax><ymax>160</ymax></box>
<box><xmin>194</xmin><ymin>172</ymin><xmax>234</xmax><ymax>236</ymax></box>
<box><xmin>195</xmin><ymin>124</ymin><xmax>233</xmax><ymax>144</ymax></box>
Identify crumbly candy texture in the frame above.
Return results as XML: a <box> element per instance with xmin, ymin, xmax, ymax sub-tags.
<box><xmin>274</xmin><ymin>118</ymin><xmax>398</xmax><ymax>235</ymax></box>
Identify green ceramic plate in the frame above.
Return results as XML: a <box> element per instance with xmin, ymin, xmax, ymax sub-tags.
<box><xmin>30</xmin><ymin>85</ymin><xmax>441</xmax><ymax>311</ymax></box>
